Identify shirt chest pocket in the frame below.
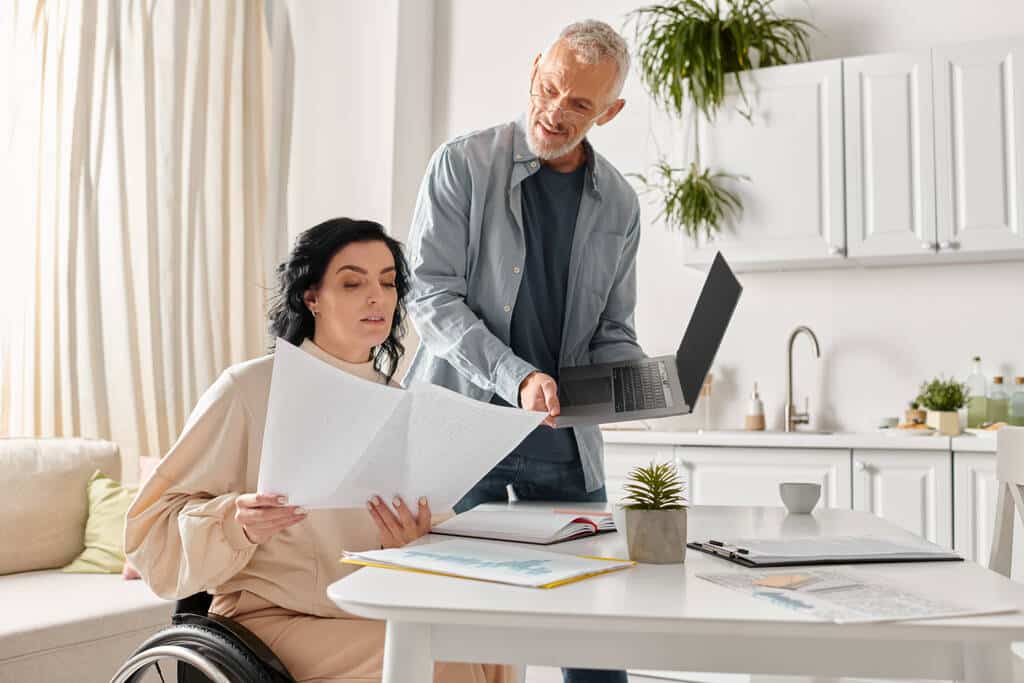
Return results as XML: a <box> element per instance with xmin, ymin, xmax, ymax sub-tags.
<box><xmin>579</xmin><ymin>232</ymin><xmax>627</xmax><ymax>305</ymax></box>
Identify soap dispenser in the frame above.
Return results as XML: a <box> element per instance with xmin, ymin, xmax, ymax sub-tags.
<box><xmin>745</xmin><ymin>382</ymin><xmax>766</xmax><ymax>431</ymax></box>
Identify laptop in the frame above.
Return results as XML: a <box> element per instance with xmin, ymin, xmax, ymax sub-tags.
<box><xmin>554</xmin><ymin>252</ymin><xmax>742</xmax><ymax>428</ymax></box>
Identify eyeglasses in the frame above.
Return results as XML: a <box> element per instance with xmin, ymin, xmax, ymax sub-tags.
<box><xmin>529</xmin><ymin>75</ymin><xmax>604</xmax><ymax>125</ymax></box>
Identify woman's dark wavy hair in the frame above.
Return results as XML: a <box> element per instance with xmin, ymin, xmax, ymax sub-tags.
<box><xmin>267</xmin><ymin>218</ymin><xmax>409</xmax><ymax>384</ymax></box>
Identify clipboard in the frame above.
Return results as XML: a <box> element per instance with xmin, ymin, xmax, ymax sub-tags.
<box><xmin>688</xmin><ymin>536</ymin><xmax>963</xmax><ymax>568</ymax></box>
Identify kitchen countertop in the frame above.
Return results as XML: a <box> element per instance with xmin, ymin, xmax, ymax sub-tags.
<box><xmin>601</xmin><ymin>428</ymin><xmax>998</xmax><ymax>453</ymax></box>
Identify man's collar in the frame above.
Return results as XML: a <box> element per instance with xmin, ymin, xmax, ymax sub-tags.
<box><xmin>512</xmin><ymin>115</ymin><xmax>601</xmax><ymax>196</ymax></box>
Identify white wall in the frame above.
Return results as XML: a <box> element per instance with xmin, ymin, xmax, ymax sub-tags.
<box><xmin>271</xmin><ymin>0</ymin><xmax>434</xmax><ymax>246</ymax></box>
<box><xmin>430</xmin><ymin>0</ymin><xmax>1024</xmax><ymax>432</ymax></box>
<box><xmin>273</xmin><ymin>1</ymin><xmax>1024</xmax><ymax>432</ymax></box>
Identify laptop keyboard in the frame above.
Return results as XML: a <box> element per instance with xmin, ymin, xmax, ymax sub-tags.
<box><xmin>613</xmin><ymin>363</ymin><xmax>671</xmax><ymax>412</ymax></box>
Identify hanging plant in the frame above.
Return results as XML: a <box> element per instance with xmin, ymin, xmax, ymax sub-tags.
<box><xmin>627</xmin><ymin>0</ymin><xmax>815</xmax><ymax>239</ymax></box>
<box><xmin>631</xmin><ymin>161</ymin><xmax>744</xmax><ymax>241</ymax></box>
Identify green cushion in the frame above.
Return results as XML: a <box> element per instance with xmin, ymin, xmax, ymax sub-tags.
<box><xmin>62</xmin><ymin>470</ymin><xmax>138</xmax><ymax>574</ymax></box>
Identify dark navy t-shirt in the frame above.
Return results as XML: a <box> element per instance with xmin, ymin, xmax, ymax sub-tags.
<box><xmin>491</xmin><ymin>162</ymin><xmax>586</xmax><ymax>462</ymax></box>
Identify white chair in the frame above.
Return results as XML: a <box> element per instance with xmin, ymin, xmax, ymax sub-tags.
<box><xmin>990</xmin><ymin>427</ymin><xmax>1024</xmax><ymax>577</ymax></box>
<box><xmin>987</xmin><ymin>426</ymin><xmax>1024</xmax><ymax>680</ymax></box>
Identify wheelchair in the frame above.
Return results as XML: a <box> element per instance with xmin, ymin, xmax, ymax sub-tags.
<box><xmin>110</xmin><ymin>592</ymin><xmax>296</xmax><ymax>683</ymax></box>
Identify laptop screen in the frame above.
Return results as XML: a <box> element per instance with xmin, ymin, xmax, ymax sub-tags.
<box><xmin>675</xmin><ymin>252</ymin><xmax>742</xmax><ymax>410</ymax></box>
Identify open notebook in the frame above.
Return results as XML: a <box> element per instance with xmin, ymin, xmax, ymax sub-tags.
<box><xmin>432</xmin><ymin>504</ymin><xmax>616</xmax><ymax>545</ymax></box>
<box><xmin>341</xmin><ymin>539</ymin><xmax>633</xmax><ymax>589</ymax></box>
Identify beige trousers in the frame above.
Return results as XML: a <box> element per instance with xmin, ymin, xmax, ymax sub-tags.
<box><xmin>212</xmin><ymin>591</ymin><xmax>512</xmax><ymax>683</ymax></box>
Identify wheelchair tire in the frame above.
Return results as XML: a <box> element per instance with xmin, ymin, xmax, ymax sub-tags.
<box><xmin>123</xmin><ymin>622</ymin><xmax>284</xmax><ymax>683</ymax></box>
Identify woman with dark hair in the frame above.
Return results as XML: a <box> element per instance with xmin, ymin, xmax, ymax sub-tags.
<box><xmin>125</xmin><ymin>218</ymin><xmax>510</xmax><ymax>683</ymax></box>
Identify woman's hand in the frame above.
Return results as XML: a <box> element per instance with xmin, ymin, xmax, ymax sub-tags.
<box><xmin>367</xmin><ymin>495</ymin><xmax>431</xmax><ymax>548</ymax></box>
<box><xmin>234</xmin><ymin>493</ymin><xmax>307</xmax><ymax>544</ymax></box>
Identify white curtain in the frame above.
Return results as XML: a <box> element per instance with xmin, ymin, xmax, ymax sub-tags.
<box><xmin>1</xmin><ymin>0</ymin><xmax>277</xmax><ymax>480</ymax></box>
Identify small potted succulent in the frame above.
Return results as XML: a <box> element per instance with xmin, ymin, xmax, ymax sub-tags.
<box><xmin>620</xmin><ymin>461</ymin><xmax>688</xmax><ymax>564</ymax></box>
<box><xmin>916</xmin><ymin>377</ymin><xmax>970</xmax><ymax>436</ymax></box>
<box><xmin>904</xmin><ymin>400</ymin><xmax>927</xmax><ymax>425</ymax></box>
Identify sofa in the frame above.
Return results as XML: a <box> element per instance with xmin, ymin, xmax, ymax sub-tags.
<box><xmin>0</xmin><ymin>438</ymin><xmax>175</xmax><ymax>683</ymax></box>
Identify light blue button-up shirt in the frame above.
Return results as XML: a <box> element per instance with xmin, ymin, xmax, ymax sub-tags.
<box><xmin>404</xmin><ymin>117</ymin><xmax>645</xmax><ymax>492</ymax></box>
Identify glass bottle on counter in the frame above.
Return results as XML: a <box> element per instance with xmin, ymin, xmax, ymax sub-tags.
<box><xmin>966</xmin><ymin>356</ymin><xmax>988</xmax><ymax>428</ymax></box>
<box><xmin>989</xmin><ymin>376</ymin><xmax>1010</xmax><ymax>424</ymax></box>
<box><xmin>1010</xmin><ymin>377</ymin><xmax>1024</xmax><ymax>427</ymax></box>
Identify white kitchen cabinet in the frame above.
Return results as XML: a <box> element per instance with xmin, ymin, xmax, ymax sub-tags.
<box><xmin>602</xmin><ymin>442</ymin><xmax>676</xmax><ymax>505</ymax></box>
<box><xmin>933</xmin><ymin>36</ymin><xmax>1024</xmax><ymax>257</ymax></box>
<box><xmin>954</xmin><ymin>451</ymin><xmax>1024</xmax><ymax>579</ymax></box>
<box><xmin>686</xmin><ymin>59</ymin><xmax>846</xmax><ymax>270</ymax></box>
<box><xmin>844</xmin><ymin>52</ymin><xmax>938</xmax><ymax>259</ymax></box>
<box><xmin>852</xmin><ymin>449</ymin><xmax>952</xmax><ymax>547</ymax></box>
<box><xmin>673</xmin><ymin>447</ymin><xmax>852</xmax><ymax>508</ymax></box>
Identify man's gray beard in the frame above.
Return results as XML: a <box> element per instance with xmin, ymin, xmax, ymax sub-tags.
<box><xmin>525</xmin><ymin>121</ymin><xmax>585</xmax><ymax>161</ymax></box>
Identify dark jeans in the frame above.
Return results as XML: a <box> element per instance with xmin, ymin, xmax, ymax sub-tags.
<box><xmin>454</xmin><ymin>453</ymin><xmax>629</xmax><ymax>683</ymax></box>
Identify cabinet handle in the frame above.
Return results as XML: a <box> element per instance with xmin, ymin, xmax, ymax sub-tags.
<box><xmin>828</xmin><ymin>246</ymin><xmax>846</xmax><ymax>257</ymax></box>
<box><xmin>939</xmin><ymin>240</ymin><xmax>961</xmax><ymax>251</ymax></box>
<box><xmin>854</xmin><ymin>460</ymin><xmax>866</xmax><ymax>472</ymax></box>
<box><xmin>921</xmin><ymin>241</ymin><xmax>938</xmax><ymax>251</ymax></box>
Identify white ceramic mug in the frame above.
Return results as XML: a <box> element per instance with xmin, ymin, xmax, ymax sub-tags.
<box><xmin>779</xmin><ymin>482</ymin><xmax>821</xmax><ymax>514</ymax></box>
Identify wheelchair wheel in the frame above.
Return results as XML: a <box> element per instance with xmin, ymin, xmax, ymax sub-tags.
<box><xmin>111</xmin><ymin>621</ymin><xmax>285</xmax><ymax>683</ymax></box>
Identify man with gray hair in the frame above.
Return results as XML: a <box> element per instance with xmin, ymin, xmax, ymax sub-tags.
<box><xmin>406</xmin><ymin>21</ymin><xmax>639</xmax><ymax>680</ymax></box>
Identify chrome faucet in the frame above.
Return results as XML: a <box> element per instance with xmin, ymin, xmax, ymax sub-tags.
<box><xmin>785</xmin><ymin>326</ymin><xmax>821</xmax><ymax>433</ymax></box>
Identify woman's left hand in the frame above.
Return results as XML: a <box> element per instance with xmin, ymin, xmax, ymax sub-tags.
<box><xmin>367</xmin><ymin>495</ymin><xmax>431</xmax><ymax>548</ymax></box>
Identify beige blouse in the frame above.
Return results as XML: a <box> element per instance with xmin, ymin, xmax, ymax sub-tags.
<box><xmin>125</xmin><ymin>339</ymin><xmax>392</xmax><ymax>619</ymax></box>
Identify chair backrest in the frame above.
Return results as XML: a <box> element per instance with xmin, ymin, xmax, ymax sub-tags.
<box><xmin>998</xmin><ymin>427</ymin><xmax>1024</xmax><ymax>485</ymax></box>
<box><xmin>990</xmin><ymin>427</ymin><xmax>1024</xmax><ymax>577</ymax></box>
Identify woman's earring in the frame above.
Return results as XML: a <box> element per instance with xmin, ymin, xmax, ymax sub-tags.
<box><xmin>311</xmin><ymin>309</ymin><xmax>318</xmax><ymax>318</ymax></box>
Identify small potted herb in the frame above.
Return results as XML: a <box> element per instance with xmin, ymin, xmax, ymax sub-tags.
<box><xmin>619</xmin><ymin>461</ymin><xmax>688</xmax><ymax>564</ymax></box>
<box><xmin>916</xmin><ymin>377</ymin><xmax>970</xmax><ymax>436</ymax></box>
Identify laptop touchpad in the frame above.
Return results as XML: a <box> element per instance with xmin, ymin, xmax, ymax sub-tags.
<box><xmin>561</xmin><ymin>377</ymin><xmax>613</xmax><ymax>406</ymax></box>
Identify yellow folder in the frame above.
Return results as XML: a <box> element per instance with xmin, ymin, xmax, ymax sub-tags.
<box><xmin>340</xmin><ymin>553</ymin><xmax>634</xmax><ymax>589</ymax></box>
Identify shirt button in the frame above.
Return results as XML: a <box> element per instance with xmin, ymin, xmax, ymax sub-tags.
<box><xmin>504</xmin><ymin>305</ymin><xmax>512</xmax><ymax>313</ymax></box>
<box><xmin>513</xmin><ymin>266</ymin><xmax>521</xmax><ymax>274</ymax></box>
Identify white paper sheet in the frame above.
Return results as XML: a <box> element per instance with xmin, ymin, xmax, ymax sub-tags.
<box><xmin>699</xmin><ymin>569</ymin><xmax>1017</xmax><ymax>624</ymax></box>
<box><xmin>258</xmin><ymin>339</ymin><xmax>547</xmax><ymax>509</ymax></box>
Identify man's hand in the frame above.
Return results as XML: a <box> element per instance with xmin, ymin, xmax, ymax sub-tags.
<box><xmin>519</xmin><ymin>371</ymin><xmax>560</xmax><ymax>427</ymax></box>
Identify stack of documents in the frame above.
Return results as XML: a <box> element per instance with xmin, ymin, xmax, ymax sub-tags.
<box><xmin>342</xmin><ymin>539</ymin><xmax>634</xmax><ymax>588</ymax></box>
<box><xmin>433</xmin><ymin>504</ymin><xmax>616</xmax><ymax>545</ymax></box>
<box><xmin>688</xmin><ymin>536</ymin><xmax>962</xmax><ymax>568</ymax></box>
<box><xmin>699</xmin><ymin>569</ymin><xmax>1016</xmax><ymax>623</ymax></box>
<box><xmin>258</xmin><ymin>340</ymin><xmax>547</xmax><ymax>510</ymax></box>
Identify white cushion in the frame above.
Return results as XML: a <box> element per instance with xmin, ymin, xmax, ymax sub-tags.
<box><xmin>0</xmin><ymin>438</ymin><xmax>120</xmax><ymax>574</ymax></box>
<box><xmin>0</xmin><ymin>570</ymin><xmax>173</xmax><ymax>663</ymax></box>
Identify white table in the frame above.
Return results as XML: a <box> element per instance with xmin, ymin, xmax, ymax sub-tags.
<box><xmin>328</xmin><ymin>505</ymin><xmax>1024</xmax><ymax>682</ymax></box>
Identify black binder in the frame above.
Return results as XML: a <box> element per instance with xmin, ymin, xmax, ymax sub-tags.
<box><xmin>687</xmin><ymin>536</ymin><xmax>963</xmax><ymax>568</ymax></box>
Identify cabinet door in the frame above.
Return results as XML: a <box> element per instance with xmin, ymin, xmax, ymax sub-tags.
<box><xmin>602</xmin><ymin>442</ymin><xmax>676</xmax><ymax>505</ymax></box>
<box><xmin>686</xmin><ymin>60</ymin><xmax>846</xmax><ymax>270</ymax></box>
<box><xmin>954</xmin><ymin>451</ymin><xmax>1024</xmax><ymax>578</ymax></box>
<box><xmin>934</xmin><ymin>37</ymin><xmax>1024</xmax><ymax>255</ymax></box>
<box><xmin>852</xmin><ymin>450</ymin><xmax>952</xmax><ymax>547</ymax></box>
<box><xmin>844</xmin><ymin>52</ymin><xmax>938</xmax><ymax>258</ymax></box>
<box><xmin>673</xmin><ymin>447</ymin><xmax>851</xmax><ymax>508</ymax></box>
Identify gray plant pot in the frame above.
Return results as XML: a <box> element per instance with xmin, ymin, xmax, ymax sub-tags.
<box><xmin>624</xmin><ymin>507</ymin><xmax>688</xmax><ymax>564</ymax></box>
